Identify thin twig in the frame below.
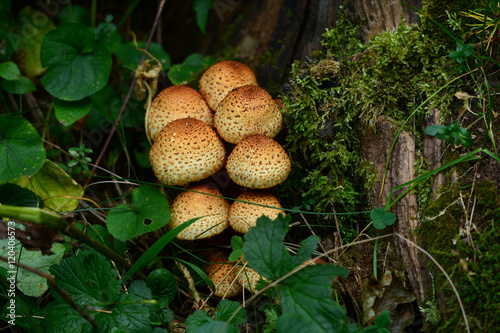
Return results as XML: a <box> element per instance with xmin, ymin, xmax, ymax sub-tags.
<box><xmin>85</xmin><ymin>0</ymin><xmax>168</xmax><ymax>187</ymax></box>
<box><xmin>0</xmin><ymin>256</ymin><xmax>98</xmax><ymax>328</ymax></box>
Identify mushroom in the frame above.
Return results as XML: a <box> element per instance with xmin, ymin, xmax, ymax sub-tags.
<box><xmin>146</xmin><ymin>85</ymin><xmax>214</xmax><ymax>142</ymax></box>
<box><xmin>236</xmin><ymin>264</ymin><xmax>267</xmax><ymax>294</ymax></box>
<box><xmin>229</xmin><ymin>190</ymin><xmax>285</xmax><ymax>234</ymax></box>
<box><xmin>199</xmin><ymin>60</ymin><xmax>258</xmax><ymax>110</ymax></box>
<box><xmin>149</xmin><ymin>118</ymin><xmax>226</xmax><ymax>186</ymax></box>
<box><xmin>205</xmin><ymin>250</ymin><xmax>243</xmax><ymax>298</ymax></box>
<box><xmin>169</xmin><ymin>183</ymin><xmax>230</xmax><ymax>240</ymax></box>
<box><xmin>214</xmin><ymin>85</ymin><xmax>283</xmax><ymax>144</ymax></box>
<box><xmin>226</xmin><ymin>134</ymin><xmax>291</xmax><ymax>189</ymax></box>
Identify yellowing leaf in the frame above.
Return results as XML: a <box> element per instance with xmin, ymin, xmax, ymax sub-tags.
<box><xmin>12</xmin><ymin>160</ymin><xmax>83</xmax><ymax>212</ymax></box>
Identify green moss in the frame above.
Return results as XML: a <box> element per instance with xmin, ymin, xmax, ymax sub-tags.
<box><xmin>418</xmin><ymin>180</ymin><xmax>500</xmax><ymax>332</ymax></box>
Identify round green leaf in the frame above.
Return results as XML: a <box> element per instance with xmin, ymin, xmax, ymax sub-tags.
<box><xmin>106</xmin><ymin>185</ymin><xmax>170</xmax><ymax>241</ymax></box>
<box><xmin>0</xmin><ymin>61</ymin><xmax>21</xmax><ymax>80</ymax></box>
<box><xmin>0</xmin><ymin>115</ymin><xmax>46</xmax><ymax>184</ymax></box>
<box><xmin>54</xmin><ymin>97</ymin><xmax>92</xmax><ymax>126</ymax></box>
<box><xmin>371</xmin><ymin>207</ymin><xmax>397</xmax><ymax>230</ymax></box>
<box><xmin>40</xmin><ymin>23</ymin><xmax>111</xmax><ymax>101</ymax></box>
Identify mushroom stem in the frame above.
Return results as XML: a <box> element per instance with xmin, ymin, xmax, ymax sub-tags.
<box><xmin>176</xmin><ymin>260</ymin><xmax>209</xmax><ymax>311</ymax></box>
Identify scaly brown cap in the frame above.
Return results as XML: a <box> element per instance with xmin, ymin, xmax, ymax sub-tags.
<box><xmin>229</xmin><ymin>190</ymin><xmax>285</xmax><ymax>233</ymax></box>
<box><xmin>226</xmin><ymin>135</ymin><xmax>291</xmax><ymax>189</ymax></box>
<box><xmin>170</xmin><ymin>184</ymin><xmax>230</xmax><ymax>240</ymax></box>
<box><xmin>205</xmin><ymin>251</ymin><xmax>243</xmax><ymax>298</ymax></box>
<box><xmin>147</xmin><ymin>85</ymin><xmax>214</xmax><ymax>142</ymax></box>
<box><xmin>199</xmin><ymin>60</ymin><xmax>258</xmax><ymax>110</ymax></box>
<box><xmin>149</xmin><ymin>118</ymin><xmax>225</xmax><ymax>186</ymax></box>
<box><xmin>214</xmin><ymin>85</ymin><xmax>283</xmax><ymax>144</ymax></box>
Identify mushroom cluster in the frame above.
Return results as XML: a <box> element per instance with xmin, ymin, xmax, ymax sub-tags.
<box><xmin>147</xmin><ymin>60</ymin><xmax>291</xmax><ymax>297</ymax></box>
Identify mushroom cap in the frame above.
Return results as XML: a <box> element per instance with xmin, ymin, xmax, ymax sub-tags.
<box><xmin>170</xmin><ymin>184</ymin><xmax>230</xmax><ymax>240</ymax></box>
<box><xmin>236</xmin><ymin>265</ymin><xmax>266</xmax><ymax>293</ymax></box>
<box><xmin>226</xmin><ymin>135</ymin><xmax>291</xmax><ymax>189</ymax></box>
<box><xmin>229</xmin><ymin>190</ymin><xmax>285</xmax><ymax>234</ymax></box>
<box><xmin>199</xmin><ymin>60</ymin><xmax>258</xmax><ymax>110</ymax></box>
<box><xmin>149</xmin><ymin>118</ymin><xmax>226</xmax><ymax>186</ymax></box>
<box><xmin>214</xmin><ymin>85</ymin><xmax>283</xmax><ymax>144</ymax></box>
<box><xmin>147</xmin><ymin>85</ymin><xmax>214</xmax><ymax>142</ymax></box>
<box><xmin>205</xmin><ymin>251</ymin><xmax>243</xmax><ymax>298</ymax></box>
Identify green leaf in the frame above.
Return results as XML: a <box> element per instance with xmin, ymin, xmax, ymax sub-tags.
<box><xmin>0</xmin><ymin>183</ymin><xmax>43</xmax><ymax>208</ymax></box>
<box><xmin>370</xmin><ymin>207</ymin><xmax>396</xmax><ymax>230</ymax></box>
<box><xmin>0</xmin><ymin>237</ymin><xmax>65</xmax><ymax>297</ymax></box>
<box><xmin>228</xmin><ymin>235</ymin><xmax>244</xmax><ymax>262</ymax></box>
<box><xmin>12</xmin><ymin>160</ymin><xmax>84</xmax><ymax>213</ymax></box>
<box><xmin>185</xmin><ymin>310</ymin><xmax>212</xmax><ymax>331</ymax></box>
<box><xmin>0</xmin><ymin>115</ymin><xmax>46</xmax><ymax>184</ymax></box>
<box><xmin>114</xmin><ymin>41</ymin><xmax>170</xmax><ymax>69</ymax></box>
<box><xmin>40</xmin><ymin>23</ymin><xmax>112</xmax><ymax>101</ymax></box>
<box><xmin>167</xmin><ymin>53</ymin><xmax>214</xmax><ymax>85</ymax></box>
<box><xmin>213</xmin><ymin>299</ymin><xmax>247</xmax><ymax>325</ymax></box>
<box><xmin>54</xmin><ymin>97</ymin><xmax>92</xmax><ymax>127</ymax></box>
<box><xmin>374</xmin><ymin>310</ymin><xmax>391</xmax><ymax>328</ymax></box>
<box><xmin>49</xmin><ymin>254</ymin><xmax>121</xmax><ymax>305</ymax></box>
<box><xmin>276</xmin><ymin>313</ymin><xmax>321</xmax><ymax>333</ymax></box>
<box><xmin>15</xmin><ymin>7</ymin><xmax>56</xmax><ymax>78</ymax></box>
<box><xmin>147</xmin><ymin>268</ymin><xmax>178</xmax><ymax>307</ymax></box>
<box><xmin>193</xmin><ymin>321</ymin><xmax>239</xmax><ymax>333</ymax></box>
<box><xmin>0</xmin><ymin>61</ymin><xmax>21</xmax><ymax>80</ymax></box>
<box><xmin>0</xmin><ymin>76</ymin><xmax>36</xmax><ymax>94</ymax></box>
<box><xmin>106</xmin><ymin>185</ymin><xmax>170</xmax><ymax>242</ymax></box>
<box><xmin>278</xmin><ymin>264</ymin><xmax>350</xmax><ymax>332</ymax></box>
<box><xmin>242</xmin><ymin>215</ymin><xmax>320</xmax><ymax>280</ymax></box>
<box><xmin>193</xmin><ymin>0</ymin><xmax>213</xmax><ymax>34</ymax></box>
<box><xmin>120</xmin><ymin>217</ymin><xmax>202</xmax><ymax>283</ymax></box>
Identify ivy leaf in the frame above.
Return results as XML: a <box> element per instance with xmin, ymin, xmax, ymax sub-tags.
<box><xmin>424</xmin><ymin>121</ymin><xmax>473</xmax><ymax>148</ymax></box>
<box><xmin>213</xmin><ymin>299</ymin><xmax>247</xmax><ymax>325</ymax></box>
<box><xmin>193</xmin><ymin>0</ymin><xmax>213</xmax><ymax>34</ymax></box>
<box><xmin>54</xmin><ymin>97</ymin><xmax>92</xmax><ymax>127</ymax></box>
<box><xmin>168</xmin><ymin>53</ymin><xmax>214</xmax><ymax>85</ymax></box>
<box><xmin>0</xmin><ymin>237</ymin><xmax>65</xmax><ymax>297</ymax></box>
<box><xmin>12</xmin><ymin>160</ymin><xmax>84</xmax><ymax>213</ymax></box>
<box><xmin>194</xmin><ymin>321</ymin><xmax>239</xmax><ymax>333</ymax></box>
<box><xmin>0</xmin><ymin>115</ymin><xmax>46</xmax><ymax>184</ymax></box>
<box><xmin>40</xmin><ymin>23</ymin><xmax>112</xmax><ymax>101</ymax></box>
<box><xmin>106</xmin><ymin>185</ymin><xmax>170</xmax><ymax>241</ymax></box>
<box><xmin>370</xmin><ymin>208</ymin><xmax>396</xmax><ymax>230</ymax></box>
<box><xmin>243</xmin><ymin>215</ymin><xmax>320</xmax><ymax>280</ymax></box>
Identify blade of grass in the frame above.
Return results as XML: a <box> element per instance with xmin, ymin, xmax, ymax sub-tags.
<box><xmin>119</xmin><ymin>216</ymin><xmax>202</xmax><ymax>283</ymax></box>
<box><xmin>176</xmin><ymin>257</ymin><xmax>215</xmax><ymax>292</ymax></box>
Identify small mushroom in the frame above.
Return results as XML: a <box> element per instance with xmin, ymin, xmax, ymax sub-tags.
<box><xmin>229</xmin><ymin>190</ymin><xmax>285</xmax><ymax>234</ymax></box>
<box><xmin>146</xmin><ymin>85</ymin><xmax>214</xmax><ymax>142</ymax></box>
<box><xmin>170</xmin><ymin>183</ymin><xmax>230</xmax><ymax>240</ymax></box>
<box><xmin>214</xmin><ymin>85</ymin><xmax>283</xmax><ymax>144</ymax></box>
<box><xmin>149</xmin><ymin>118</ymin><xmax>226</xmax><ymax>186</ymax></box>
<box><xmin>226</xmin><ymin>135</ymin><xmax>291</xmax><ymax>189</ymax></box>
<box><xmin>199</xmin><ymin>60</ymin><xmax>258</xmax><ymax>110</ymax></box>
<box><xmin>205</xmin><ymin>251</ymin><xmax>243</xmax><ymax>298</ymax></box>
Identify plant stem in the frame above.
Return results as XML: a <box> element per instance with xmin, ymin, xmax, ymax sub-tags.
<box><xmin>373</xmin><ymin>230</ymin><xmax>379</xmax><ymax>280</ymax></box>
<box><xmin>0</xmin><ymin>205</ymin><xmax>146</xmax><ymax>279</ymax></box>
